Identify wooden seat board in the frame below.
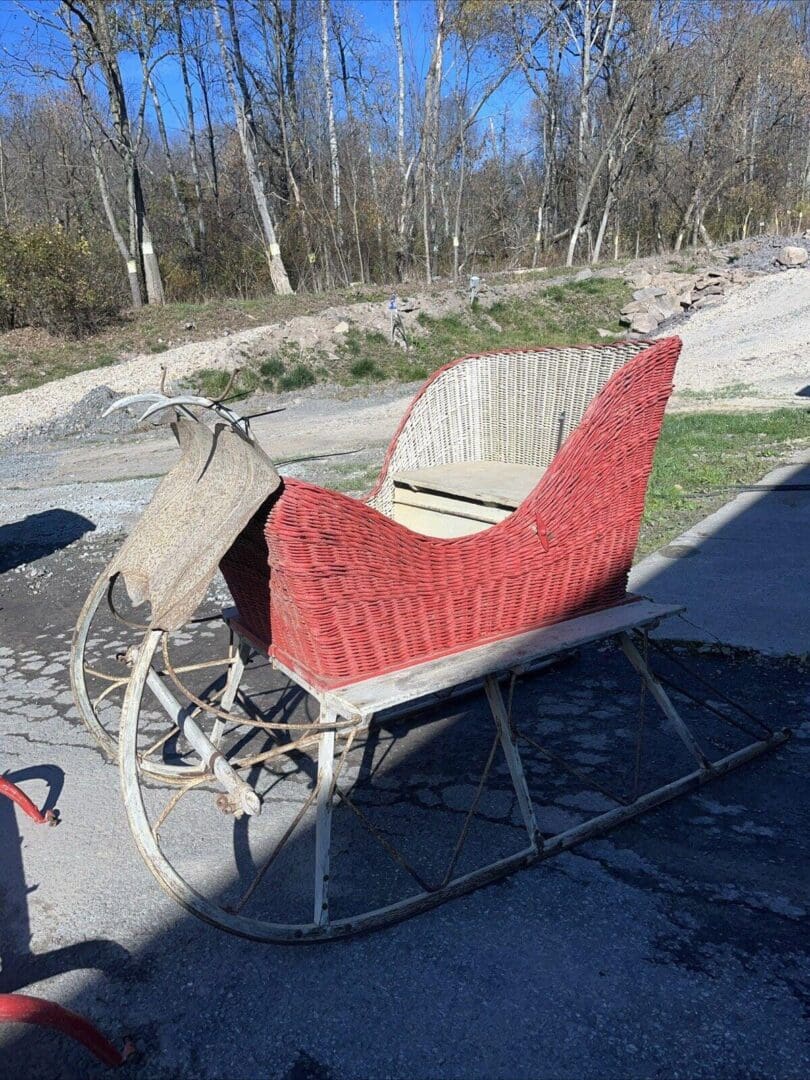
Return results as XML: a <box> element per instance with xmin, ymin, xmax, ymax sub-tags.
<box><xmin>392</xmin><ymin>460</ymin><xmax>546</xmax><ymax>511</ymax></box>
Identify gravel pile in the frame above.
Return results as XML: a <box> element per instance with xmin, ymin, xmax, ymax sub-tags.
<box><xmin>671</xmin><ymin>268</ymin><xmax>810</xmax><ymax>396</ymax></box>
<box><xmin>3</xmin><ymin>385</ymin><xmax>142</xmax><ymax>448</ymax></box>
<box><xmin>0</xmin><ymin>323</ymin><xmax>275</xmax><ymax>446</ymax></box>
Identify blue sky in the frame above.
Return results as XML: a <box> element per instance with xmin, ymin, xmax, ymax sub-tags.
<box><xmin>1</xmin><ymin>1</ymin><xmax>530</xmax><ymax>147</ymax></box>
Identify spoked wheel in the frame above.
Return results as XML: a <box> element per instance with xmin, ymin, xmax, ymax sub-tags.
<box><xmin>118</xmin><ymin>627</ymin><xmax>357</xmax><ymax>942</ymax></box>
<box><xmin>117</xmin><ymin>626</ymin><xmax>547</xmax><ymax>944</ymax></box>
<box><xmin>71</xmin><ymin>568</ymin><xmax>246</xmax><ymax>784</ymax></box>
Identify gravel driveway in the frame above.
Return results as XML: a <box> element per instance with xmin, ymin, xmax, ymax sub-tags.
<box><xmin>670</xmin><ymin>269</ymin><xmax>809</xmax><ymax>397</ymax></box>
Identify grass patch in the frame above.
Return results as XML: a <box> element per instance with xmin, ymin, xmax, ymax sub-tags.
<box><xmin>278</xmin><ymin>363</ymin><xmax>316</xmax><ymax>390</ymax></box>
<box><xmin>677</xmin><ymin>382</ymin><xmax>757</xmax><ymax>400</ymax></box>
<box><xmin>637</xmin><ymin>408</ymin><xmax>808</xmax><ymax>556</ymax></box>
<box><xmin>184</xmin><ymin>342</ymin><xmax>321</xmax><ymax>396</ymax></box>
<box><xmin>183</xmin><ymin>366</ymin><xmax>262</xmax><ymax>398</ymax></box>
<box><xmin>408</xmin><ymin>277</ymin><xmax>628</xmax><ymax>370</ymax></box>
<box><xmin>258</xmin><ymin>356</ymin><xmax>285</xmax><ymax>382</ymax></box>
<box><xmin>349</xmin><ymin>357</ymin><xmax>385</xmax><ymax>381</ymax></box>
<box><xmin>322</xmin><ymin>460</ymin><xmax>382</xmax><ymax>495</ymax></box>
<box><xmin>324</xmin><ymin>277</ymin><xmax>628</xmax><ymax>388</ymax></box>
<box><xmin>3</xmin><ymin>273</ymin><xmax>626</xmax><ymax>396</ymax></box>
<box><xmin>188</xmin><ymin>368</ymin><xmax>232</xmax><ymax>398</ymax></box>
<box><xmin>0</xmin><ymin>286</ymin><xmax>387</xmax><ymax>394</ymax></box>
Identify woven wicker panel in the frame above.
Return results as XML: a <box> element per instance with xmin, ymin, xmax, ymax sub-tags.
<box><xmin>220</xmin><ymin>339</ymin><xmax>680</xmax><ymax>689</ymax></box>
<box><xmin>366</xmin><ymin>342</ymin><xmax>646</xmax><ymax>518</ymax></box>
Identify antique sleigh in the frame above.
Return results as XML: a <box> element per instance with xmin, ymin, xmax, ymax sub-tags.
<box><xmin>70</xmin><ymin>339</ymin><xmax>788</xmax><ymax>941</ymax></box>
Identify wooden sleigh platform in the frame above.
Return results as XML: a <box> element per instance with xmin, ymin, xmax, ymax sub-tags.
<box><xmin>115</xmin><ymin>597</ymin><xmax>789</xmax><ymax>943</ymax></box>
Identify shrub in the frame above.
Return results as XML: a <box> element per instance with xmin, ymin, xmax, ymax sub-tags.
<box><xmin>279</xmin><ymin>363</ymin><xmax>316</xmax><ymax>390</ymax></box>
<box><xmin>349</xmin><ymin>357</ymin><xmax>384</xmax><ymax>380</ymax></box>
<box><xmin>0</xmin><ymin>226</ymin><xmax>121</xmax><ymax>337</ymax></box>
<box><xmin>184</xmin><ymin>366</ymin><xmax>260</xmax><ymax>398</ymax></box>
<box><xmin>184</xmin><ymin>368</ymin><xmax>231</xmax><ymax>398</ymax></box>
<box><xmin>258</xmin><ymin>356</ymin><xmax>286</xmax><ymax>390</ymax></box>
<box><xmin>259</xmin><ymin>356</ymin><xmax>285</xmax><ymax>380</ymax></box>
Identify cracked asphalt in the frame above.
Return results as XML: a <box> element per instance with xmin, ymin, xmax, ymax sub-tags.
<box><xmin>1</xmin><ymin>521</ymin><xmax>808</xmax><ymax>1079</ymax></box>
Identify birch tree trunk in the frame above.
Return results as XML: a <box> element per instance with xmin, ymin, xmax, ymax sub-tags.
<box><xmin>420</xmin><ymin>0</ymin><xmax>446</xmax><ymax>284</ymax></box>
<box><xmin>174</xmin><ymin>0</ymin><xmax>206</xmax><ymax>255</ymax></box>
<box><xmin>319</xmin><ymin>0</ymin><xmax>342</xmax><ymax>247</ymax></box>
<box><xmin>211</xmin><ymin>0</ymin><xmax>293</xmax><ymax>294</ymax></box>
<box><xmin>393</xmin><ymin>0</ymin><xmax>412</xmax><ymax>278</ymax></box>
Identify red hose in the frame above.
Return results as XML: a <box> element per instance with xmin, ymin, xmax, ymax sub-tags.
<box><xmin>0</xmin><ymin>993</ymin><xmax>129</xmax><ymax>1067</ymax></box>
<box><xmin>0</xmin><ymin>776</ymin><xmax>57</xmax><ymax>825</ymax></box>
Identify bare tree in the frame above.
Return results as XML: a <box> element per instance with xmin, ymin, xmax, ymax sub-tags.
<box><xmin>319</xmin><ymin>0</ymin><xmax>341</xmax><ymax>243</ymax></box>
<box><xmin>211</xmin><ymin>0</ymin><xmax>293</xmax><ymax>294</ymax></box>
<box><xmin>420</xmin><ymin>0</ymin><xmax>446</xmax><ymax>284</ymax></box>
<box><xmin>62</xmin><ymin>0</ymin><xmax>165</xmax><ymax>303</ymax></box>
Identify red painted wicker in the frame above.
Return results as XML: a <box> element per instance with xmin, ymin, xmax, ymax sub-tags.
<box><xmin>221</xmin><ymin>337</ymin><xmax>681</xmax><ymax>690</ymax></box>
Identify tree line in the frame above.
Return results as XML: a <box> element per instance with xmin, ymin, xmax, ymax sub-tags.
<box><xmin>1</xmin><ymin>0</ymin><xmax>808</xmax><ymax>312</ymax></box>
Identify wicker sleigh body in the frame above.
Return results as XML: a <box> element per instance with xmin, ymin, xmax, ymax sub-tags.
<box><xmin>71</xmin><ymin>331</ymin><xmax>790</xmax><ymax>943</ymax></box>
<box><xmin>221</xmin><ymin>337</ymin><xmax>682</xmax><ymax>690</ymax></box>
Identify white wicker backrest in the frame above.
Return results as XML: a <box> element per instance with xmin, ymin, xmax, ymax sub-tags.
<box><xmin>368</xmin><ymin>343</ymin><xmax>647</xmax><ymax>517</ymax></box>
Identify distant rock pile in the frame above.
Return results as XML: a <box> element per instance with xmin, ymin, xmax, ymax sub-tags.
<box><xmin>727</xmin><ymin>233</ymin><xmax>810</xmax><ymax>273</ymax></box>
<box><xmin>614</xmin><ymin>233</ymin><xmax>810</xmax><ymax>335</ymax></box>
<box><xmin>622</xmin><ymin>264</ymin><xmax>760</xmax><ymax>332</ymax></box>
<box><xmin>618</xmin><ymin>266</ymin><xmax>753</xmax><ymax>335</ymax></box>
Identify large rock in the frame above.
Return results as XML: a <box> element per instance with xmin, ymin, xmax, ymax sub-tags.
<box><xmin>632</xmin><ymin>285</ymin><xmax>667</xmax><ymax>301</ymax></box>
<box><xmin>620</xmin><ymin>299</ymin><xmax>655</xmax><ymax>316</ymax></box>
<box><xmin>776</xmin><ymin>246</ymin><xmax>808</xmax><ymax>267</ymax></box>
<box><xmin>693</xmin><ymin>275</ymin><xmax>726</xmax><ymax>292</ymax></box>
<box><xmin>653</xmin><ymin>296</ymin><xmax>680</xmax><ymax>320</ymax></box>
<box><xmin>629</xmin><ymin>312</ymin><xmax>660</xmax><ymax>334</ymax></box>
<box><xmin>629</xmin><ymin>270</ymin><xmax>652</xmax><ymax>287</ymax></box>
<box><xmin>574</xmin><ymin>267</ymin><xmax>593</xmax><ymax>281</ymax></box>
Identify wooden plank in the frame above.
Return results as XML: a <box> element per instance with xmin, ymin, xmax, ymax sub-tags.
<box><xmin>393</xmin><ymin>502</ymin><xmax>497</xmax><ymax>538</ymax></box>
<box><xmin>325</xmin><ymin>599</ymin><xmax>683</xmax><ymax>720</ymax></box>
<box><xmin>394</xmin><ymin>488</ymin><xmax>508</xmax><ymax>523</ymax></box>
<box><xmin>393</xmin><ymin>461</ymin><xmax>545</xmax><ymax>510</ymax></box>
<box><xmin>484</xmin><ymin>676</ymin><xmax>541</xmax><ymax>847</ymax></box>
<box><xmin>618</xmin><ymin>633</ymin><xmax>711</xmax><ymax>771</ymax></box>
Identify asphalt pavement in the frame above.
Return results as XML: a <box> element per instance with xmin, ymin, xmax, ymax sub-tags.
<box><xmin>0</xmin><ymin>451</ymin><xmax>808</xmax><ymax>1079</ymax></box>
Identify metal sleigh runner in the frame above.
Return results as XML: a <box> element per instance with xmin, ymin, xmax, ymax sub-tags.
<box><xmin>71</xmin><ymin>338</ymin><xmax>790</xmax><ymax>942</ymax></box>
